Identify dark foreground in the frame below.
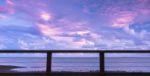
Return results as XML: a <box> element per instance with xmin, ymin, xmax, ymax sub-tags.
<box><xmin>0</xmin><ymin>72</ymin><xmax>150</xmax><ymax>76</ymax></box>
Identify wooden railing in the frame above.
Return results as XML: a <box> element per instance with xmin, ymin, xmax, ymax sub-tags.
<box><xmin>0</xmin><ymin>50</ymin><xmax>149</xmax><ymax>76</ymax></box>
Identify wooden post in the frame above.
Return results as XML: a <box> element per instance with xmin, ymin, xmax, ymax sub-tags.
<box><xmin>99</xmin><ymin>52</ymin><xmax>105</xmax><ymax>76</ymax></box>
<box><xmin>46</xmin><ymin>52</ymin><xmax>52</xmax><ymax>76</ymax></box>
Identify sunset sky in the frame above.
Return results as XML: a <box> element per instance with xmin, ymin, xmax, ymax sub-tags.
<box><xmin>0</xmin><ymin>0</ymin><xmax>150</xmax><ymax>50</ymax></box>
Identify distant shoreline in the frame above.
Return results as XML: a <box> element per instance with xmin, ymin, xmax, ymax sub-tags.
<box><xmin>0</xmin><ymin>65</ymin><xmax>23</xmax><ymax>72</ymax></box>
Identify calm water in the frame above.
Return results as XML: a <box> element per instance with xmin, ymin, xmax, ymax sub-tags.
<box><xmin>0</xmin><ymin>57</ymin><xmax>150</xmax><ymax>72</ymax></box>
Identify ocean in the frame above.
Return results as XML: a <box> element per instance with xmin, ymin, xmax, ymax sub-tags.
<box><xmin>0</xmin><ymin>57</ymin><xmax>150</xmax><ymax>72</ymax></box>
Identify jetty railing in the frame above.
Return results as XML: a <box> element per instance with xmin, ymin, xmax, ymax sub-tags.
<box><xmin>0</xmin><ymin>50</ymin><xmax>150</xmax><ymax>76</ymax></box>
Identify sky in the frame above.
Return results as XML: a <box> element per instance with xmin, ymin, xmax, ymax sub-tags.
<box><xmin>0</xmin><ymin>0</ymin><xmax>150</xmax><ymax>50</ymax></box>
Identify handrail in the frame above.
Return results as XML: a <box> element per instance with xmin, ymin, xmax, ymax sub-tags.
<box><xmin>0</xmin><ymin>50</ymin><xmax>149</xmax><ymax>76</ymax></box>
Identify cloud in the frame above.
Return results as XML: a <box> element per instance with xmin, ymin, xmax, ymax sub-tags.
<box><xmin>17</xmin><ymin>36</ymin><xmax>54</xmax><ymax>50</ymax></box>
<box><xmin>111</xmin><ymin>11</ymin><xmax>136</xmax><ymax>28</ymax></box>
<box><xmin>0</xmin><ymin>14</ymin><xmax>7</xmax><ymax>19</ymax></box>
<box><xmin>83</xmin><ymin>0</ymin><xmax>150</xmax><ymax>36</ymax></box>
<box><xmin>36</xmin><ymin>16</ymin><xmax>150</xmax><ymax>50</ymax></box>
<box><xmin>40</xmin><ymin>11</ymin><xmax>52</xmax><ymax>21</ymax></box>
<box><xmin>6</xmin><ymin>0</ymin><xmax>15</xmax><ymax>14</ymax></box>
<box><xmin>36</xmin><ymin>18</ymin><xmax>99</xmax><ymax>49</ymax></box>
<box><xmin>123</xmin><ymin>26</ymin><xmax>136</xmax><ymax>35</ymax></box>
<box><xmin>95</xmin><ymin>38</ymin><xmax>134</xmax><ymax>50</ymax></box>
<box><xmin>0</xmin><ymin>0</ymin><xmax>150</xmax><ymax>50</ymax></box>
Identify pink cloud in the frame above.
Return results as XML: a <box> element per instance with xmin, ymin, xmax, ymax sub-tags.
<box><xmin>40</xmin><ymin>11</ymin><xmax>52</xmax><ymax>21</ymax></box>
<box><xmin>0</xmin><ymin>0</ymin><xmax>49</xmax><ymax>21</ymax></box>
<box><xmin>37</xmin><ymin>23</ymin><xmax>94</xmax><ymax>48</ymax></box>
<box><xmin>96</xmin><ymin>0</ymin><xmax>150</xmax><ymax>29</ymax></box>
<box><xmin>6</xmin><ymin>0</ymin><xmax>15</xmax><ymax>14</ymax></box>
<box><xmin>111</xmin><ymin>11</ymin><xmax>137</xmax><ymax>28</ymax></box>
<box><xmin>37</xmin><ymin>23</ymin><xmax>62</xmax><ymax>37</ymax></box>
<box><xmin>36</xmin><ymin>18</ymin><xmax>100</xmax><ymax>49</ymax></box>
<box><xmin>0</xmin><ymin>14</ymin><xmax>7</xmax><ymax>19</ymax></box>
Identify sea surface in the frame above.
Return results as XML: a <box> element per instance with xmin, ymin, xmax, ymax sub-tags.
<box><xmin>0</xmin><ymin>57</ymin><xmax>150</xmax><ymax>72</ymax></box>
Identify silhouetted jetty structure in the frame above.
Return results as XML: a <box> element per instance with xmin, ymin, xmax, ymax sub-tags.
<box><xmin>0</xmin><ymin>50</ymin><xmax>150</xmax><ymax>76</ymax></box>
